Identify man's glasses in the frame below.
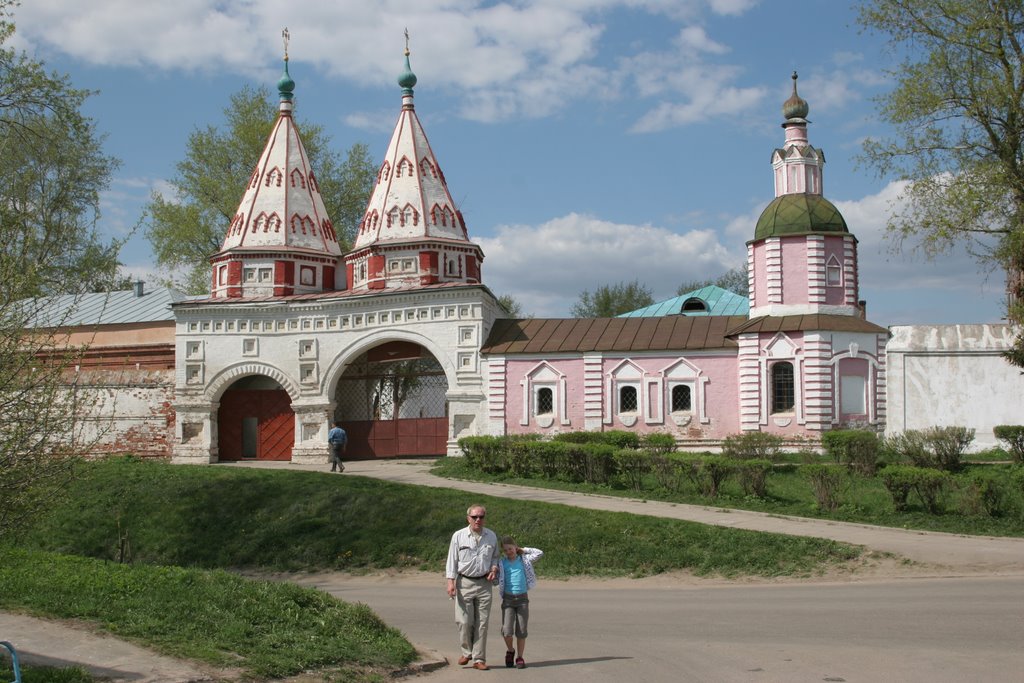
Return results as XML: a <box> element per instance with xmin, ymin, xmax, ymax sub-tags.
<box><xmin>469</xmin><ymin>515</ymin><xmax>485</xmax><ymax>520</ymax></box>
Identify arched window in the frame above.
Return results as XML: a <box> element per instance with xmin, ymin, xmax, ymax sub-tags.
<box><xmin>290</xmin><ymin>168</ymin><xmax>306</xmax><ymax>189</ymax></box>
<box><xmin>771</xmin><ymin>361</ymin><xmax>795</xmax><ymax>413</ymax></box>
<box><xmin>536</xmin><ymin>387</ymin><xmax>553</xmax><ymax>416</ymax></box>
<box><xmin>671</xmin><ymin>385</ymin><xmax>692</xmax><ymax>412</ymax></box>
<box><xmin>682</xmin><ymin>298</ymin><xmax>707</xmax><ymax>312</ymax></box>
<box><xmin>265</xmin><ymin>167</ymin><xmax>283</xmax><ymax>187</ymax></box>
<box><xmin>619</xmin><ymin>385</ymin><xmax>638</xmax><ymax>413</ymax></box>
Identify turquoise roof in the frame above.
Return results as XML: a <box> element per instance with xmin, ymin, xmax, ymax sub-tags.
<box><xmin>618</xmin><ymin>285</ymin><xmax>749</xmax><ymax>318</ymax></box>
<box><xmin>26</xmin><ymin>286</ymin><xmax>188</xmax><ymax>327</ymax></box>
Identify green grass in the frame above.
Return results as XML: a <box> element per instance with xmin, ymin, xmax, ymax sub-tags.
<box><xmin>5</xmin><ymin>456</ymin><xmax>867</xmax><ymax>680</ymax></box>
<box><xmin>432</xmin><ymin>457</ymin><xmax>1024</xmax><ymax>537</ymax></box>
<box><xmin>0</xmin><ymin>547</ymin><xmax>416</xmax><ymax>680</ymax></box>
<box><xmin>16</xmin><ymin>457</ymin><xmax>858</xmax><ymax>579</ymax></box>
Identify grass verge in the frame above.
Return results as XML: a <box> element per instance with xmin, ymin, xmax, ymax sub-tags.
<box><xmin>431</xmin><ymin>458</ymin><xmax>1024</xmax><ymax>537</ymax></box>
<box><xmin>0</xmin><ymin>547</ymin><xmax>416</xmax><ymax>680</ymax></box>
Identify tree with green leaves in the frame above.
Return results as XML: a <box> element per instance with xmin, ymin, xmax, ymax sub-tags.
<box><xmin>496</xmin><ymin>293</ymin><xmax>527</xmax><ymax>318</ymax></box>
<box><xmin>571</xmin><ymin>280</ymin><xmax>654</xmax><ymax>318</ymax></box>
<box><xmin>145</xmin><ymin>86</ymin><xmax>377</xmax><ymax>294</ymax></box>
<box><xmin>676</xmin><ymin>264</ymin><xmax>748</xmax><ymax>296</ymax></box>
<box><xmin>857</xmin><ymin>0</ymin><xmax>1024</xmax><ymax>366</ymax></box>
<box><xmin>0</xmin><ymin>0</ymin><xmax>119</xmax><ymax>538</ymax></box>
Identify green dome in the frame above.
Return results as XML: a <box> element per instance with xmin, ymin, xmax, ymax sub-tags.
<box><xmin>398</xmin><ymin>51</ymin><xmax>417</xmax><ymax>91</ymax></box>
<box><xmin>277</xmin><ymin>60</ymin><xmax>295</xmax><ymax>101</ymax></box>
<box><xmin>753</xmin><ymin>193</ymin><xmax>848</xmax><ymax>240</ymax></box>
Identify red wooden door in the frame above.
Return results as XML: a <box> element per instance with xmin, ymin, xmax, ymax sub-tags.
<box><xmin>340</xmin><ymin>418</ymin><xmax>447</xmax><ymax>459</ymax></box>
<box><xmin>218</xmin><ymin>389</ymin><xmax>293</xmax><ymax>461</ymax></box>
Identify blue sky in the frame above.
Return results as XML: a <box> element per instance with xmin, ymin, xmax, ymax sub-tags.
<box><xmin>11</xmin><ymin>0</ymin><xmax>1008</xmax><ymax>325</ymax></box>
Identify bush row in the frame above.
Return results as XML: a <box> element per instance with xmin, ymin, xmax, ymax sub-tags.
<box><xmin>458</xmin><ymin>432</ymin><xmax>1024</xmax><ymax>517</ymax></box>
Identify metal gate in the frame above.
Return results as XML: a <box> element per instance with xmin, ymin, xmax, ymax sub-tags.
<box><xmin>334</xmin><ymin>350</ymin><xmax>448</xmax><ymax>459</ymax></box>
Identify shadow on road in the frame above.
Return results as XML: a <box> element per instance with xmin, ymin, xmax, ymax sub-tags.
<box><xmin>523</xmin><ymin>655</ymin><xmax>633</xmax><ymax>668</ymax></box>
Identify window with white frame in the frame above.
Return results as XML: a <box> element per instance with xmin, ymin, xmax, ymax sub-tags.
<box><xmin>826</xmin><ymin>255</ymin><xmax>842</xmax><ymax>286</ymax></box>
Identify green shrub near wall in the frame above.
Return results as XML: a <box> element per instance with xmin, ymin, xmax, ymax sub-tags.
<box><xmin>822</xmin><ymin>430</ymin><xmax>880</xmax><ymax>475</ymax></box>
<box><xmin>721</xmin><ymin>432</ymin><xmax>783</xmax><ymax>461</ymax></box>
<box><xmin>994</xmin><ymin>425</ymin><xmax>1024</xmax><ymax>463</ymax></box>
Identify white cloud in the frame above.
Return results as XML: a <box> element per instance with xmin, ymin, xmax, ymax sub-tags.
<box><xmin>477</xmin><ymin>212</ymin><xmax>738</xmax><ymax>317</ymax></box>
<box><xmin>13</xmin><ymin>0</ymin><xmax>767</xmax><ymax>128</ymax></box>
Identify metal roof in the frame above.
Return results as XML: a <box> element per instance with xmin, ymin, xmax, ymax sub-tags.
<box><xmin>26</xmin><ymin>286</ymin><xmax>186</xmax><ymax>327</ymax></box>
<box><xmin>481</xmin><ymin>316</ymin><xmax>748</xmax><ymax>354</ymax></box>
<box><xmin>728</xmin><ymin>314</ymin><xmax>888</xmax><ymax>335</ymax></box>
<box><xmin>618</xmin><ymin>285</ymin><xmax>750</xmax><ymax>318</ymax></box>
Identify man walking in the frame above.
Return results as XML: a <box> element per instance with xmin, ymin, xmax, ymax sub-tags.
<box><xmin>327</xmin><ymin>420</ymin><xmax>347</xmax><ymax>472</ymax></box>
<box><xmin>445</xmin><ymin>504</ymin><xmax>499</xmax><ymax>670</ymax></box>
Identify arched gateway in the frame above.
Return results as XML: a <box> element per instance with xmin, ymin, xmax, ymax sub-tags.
<box><xmin>171</xmin><ymin>47</ymin><xmax>495</xmax><ymax>465</ymax></box>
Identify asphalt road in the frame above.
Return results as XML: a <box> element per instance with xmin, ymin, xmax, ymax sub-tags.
<box><xmin>308</xmin><ymin>572</ymin><xmax>1024</xmax><ymax>683</ymax></box>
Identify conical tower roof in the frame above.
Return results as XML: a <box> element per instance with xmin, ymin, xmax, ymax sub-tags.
<box><xmin>210</xmin><ymin>38</ymin><xmax>343</xmax><ymax>298</ymax></box>
<box><xmin>218</xmin><ymin>59</ymin><xmax>341</xmax><ymax>257</ymax></box>
<box><xmin>345</xmin><ymin>40</ymin><xmax>483</xmax><ymax>293</ymax></box>
<box><xmin>353</xmin><ymin>47</ymin><xmax>470</xmax><ymax>249</ymax></box>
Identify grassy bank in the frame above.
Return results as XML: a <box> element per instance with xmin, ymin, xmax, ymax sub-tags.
<box><xmin>0</xmin><ymin>547</ymin><xmax>415</xmax><ymax>680</ymax></box>
<box><xmin>15</xmin><ymin>457</ymin><xmax>859</xmax><ymax>578</ymax></box>
<box><xmin>5</xmin><ymin>457</ymin><xmax>863</xmax><ymax>680</ymax></box>
<box><xmin>432</xmin><ymin>457</ymin><xmax>1024</xmax><ymax>537</ymax></box>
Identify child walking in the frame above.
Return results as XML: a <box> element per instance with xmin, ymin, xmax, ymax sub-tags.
<box><xmin>497</xmin><ymin>535</ymin><xmax>543</xmax><ymax>669</ymax></box>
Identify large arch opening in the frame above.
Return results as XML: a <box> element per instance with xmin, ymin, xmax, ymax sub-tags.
<box><xmin>217</xmin><ymin>375</ymin><xmax>294</xmax><ymax>461</ymax></box>
<box><xmin>333</xmin><ymin>341</ymin><xmax>448</xmax><ymax>458</ymax></box>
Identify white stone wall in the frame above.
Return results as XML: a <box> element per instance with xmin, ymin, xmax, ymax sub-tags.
<box><xmin>886</xmin><ymin>324</ymin><xmax>1024</xmax><ymax>450</ymax></box>
<box><xmin>172</xmin><ymin>286</ymin><xmax>496</xmax><ymax>462</ymax></box>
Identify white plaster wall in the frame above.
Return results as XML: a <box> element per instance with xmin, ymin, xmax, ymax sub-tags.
<box><xmin>173</xmin><ymin>286</ymin><xmax>495</xmax><ymax>461</ymax></box>
<box><xmin>886</xmin><ymin>324</ymin><xmax>1024</xmax><ymax>450</ymax></box>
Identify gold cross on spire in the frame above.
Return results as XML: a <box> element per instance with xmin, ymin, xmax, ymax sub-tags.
<box><xmin>404</xmin><ymin>27</ymin><xmax>410</xmax><ymax>56</ymax></box>
<box><xmin>282</xmin><ymin>27</ymin><xmax>290</xmax><ymax>60</ymax></box>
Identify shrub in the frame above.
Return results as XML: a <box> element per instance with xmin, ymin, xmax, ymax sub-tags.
<box><xmin>822</xmin><ymin>429</ymin><xmax>880</xmax><ymax>476</ymax></box>
<box><xmin>913</xmin><ymin>467</ymin><xmax>951</xmax><ymax>513</ymax></box>
<box><xmin>531</xmin><ymin>441</ymin><xmax>567</xmax><ymax>479</ymax></box>
<box><xmin>458</xmin><ymin>436</ymin><xmax>506</xmax><ymax>473</ymax></box>
<box><xmin>694</xmin><ymin>456</ymin><xmax>733</xmax><ymax>498</ymax></box>
<box><xmin>553</xmin><ymin>430</ymin><xmax>639</xmax><ymax>449</ymax></box>
<box><xmin>994</xmin><ymin>425</ymin><xmax>1024</xmax><ymax>463</ymax></box>
<box><xmin>601</xmin><ymin>430</ymin><xmax>641</xmax><ymax>450</ymax></box>
<box><xmin>505</xmin><ymin>440</ymin><xmax>535</xmax><ymax>478</ymax></box>
<box><xmin>720</xmin><ymin>432</ymin><xmax>783</xmax><ymax>462</ymax></box>
<box><xmin>580</xmin><ymin>443</ymin><xmax>618</xmax><ymax>485</ymax></box>
<box><xmin>650</xmin><ymin>453</ymin><xmax>688</xmax><ymax>493</ymax></box>
<box><xmin>559</xmin><ymin>443</ymin><xmax>590</xmax><ymax>482</ymax></box>
<box><xmin>923</xmin><ymin>426</ymin><xmax>974</xmax><ymax>473</ymax></box>
<box><xmin>803</xmin><ymin>464</ymin><xmax>845</xmax><ymax>512</ymax></box>
<box><xmin>884</xmin><ymin>427</ymin><xmax>975</xmax><ymax>472</ymax></box>
<box><xmin>957</xmin><ymin>470</ymin><xmax>1007</xmax><ymax>517</ymax></box>
<box><xmin>734</xmin><ymin>459</ymin><xmax>772</xmax><ymax>498</ymax></box>
<box><xmin>881</xmin><ymin>465</ymin><xmax>950</xmax><ymax>513</ymax></box>
<box><xmin>640</xmin><ymin>432</ymin><xmax>676</xmax><ymax>454</ymax></box>
<box><xmin>880</xmin><ymin>465</ymin><xmax>917</xmax><ymax>511</ymax></box>
<box><xmin>883</xmin><ymin>430</ymin><xmax>931</xmax><ymax>468</ymax></box>
<box><xmin>615</xmin><ymin>449</ymin><xmax>652</xmax><ymax>491</ymax></box>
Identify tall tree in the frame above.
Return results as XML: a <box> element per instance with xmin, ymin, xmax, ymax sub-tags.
<box><xmin>858</xmin><ymin>0</ymin><xmax>1024</xmax><ymax>366</ymax></box>
<box><xmin>0</xmin><ymin>0</ymin><xmax>118</xmax><ymax>537</ymax></box>
<box><xmin>145</xmin><ymin>86</ymin><xmax>376</xmax><ymax>294</ymax></box>
<box><xmin>676</xmin><ymin>264</ymin><xmax>748</xmax><ymax>296</ymax></box>
<box><xmin>496</xmin><ymin>293</ymin><xmax>527</xmax><ymax>318</ymax></box>
<box><xmin>571</xmin><ymin>280</ymin><xmax>654</xmax><ymax>318</ymax></box>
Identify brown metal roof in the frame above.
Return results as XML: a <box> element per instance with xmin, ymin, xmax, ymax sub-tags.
<box><xmin>481</xmin><ymin>316</ymin><xmax>748</xmax><ymax>354</ymax></box>
<box><xmin>726</xmin><ymin>314</ymin><xmax>889</xmax><ymax>336</ymax></box>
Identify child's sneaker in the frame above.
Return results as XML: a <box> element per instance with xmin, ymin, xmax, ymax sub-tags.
<box><xmin>505</xmin><ymin>651</ymin><xmax>515</xmax><ymax>668</ymax></box>
<box><xmin>515</xmin><ymin>657</ymin><xmax>525</xmax><ymax>669</ymax></box>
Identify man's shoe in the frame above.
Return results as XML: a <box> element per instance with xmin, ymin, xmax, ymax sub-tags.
<box><xmin>505</xmin><ymin>651</ymin><xmax>515</xmax><ymax>668</ymax></box>
<box><xmin>515</xmin><ymin>657</ymin><xmax>525</xmax><ymax>669</ymax></box>
<box><xmin>457</xmin><ymin>656</ymin><xmax>470</xmax><ymax>666</ymax></box>
<box><xmin>472</xmin><ymin>661</ymin><xmax>489</xmax><ymax>670</ymax></box>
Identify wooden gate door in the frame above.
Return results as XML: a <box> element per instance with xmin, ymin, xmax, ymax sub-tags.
<box><xmin>218</xmin><ymin>388</ymin><xmax>293</xmax><ymax>461</ymax></box>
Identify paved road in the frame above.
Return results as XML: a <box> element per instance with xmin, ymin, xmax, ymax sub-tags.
<box><xmin>313</xmin><ymin>572</ymin><xmax>1024</xmax><ymax>683</ymax></box>
<box><xmin>4</xmin><ymin>458</ymin><xmax>1024</xmax><ymax>682</ymax></box>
